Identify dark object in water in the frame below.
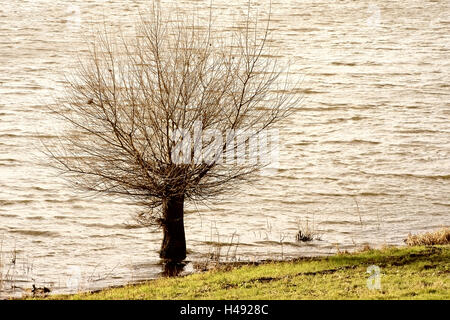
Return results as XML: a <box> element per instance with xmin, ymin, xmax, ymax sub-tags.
<box><xmin>296</xmin><ymin>230</ymin><xmax>314</xmax><ymax>242</ymax></box>
<box><xmin>32</xmin><ymin>284</ymin><xmax>51</xmax><ymax>295</ymax></box>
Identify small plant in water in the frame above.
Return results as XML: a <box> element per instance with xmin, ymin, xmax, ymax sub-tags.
<box><xmin>296</xmin><ymin>230</ymin><xmax>314</xmax><ymax>242</ymax></box>
<box><xmin>295</xmin><ymin>217</ymin><xmax>321</xmax><ymax>242</ymax></box>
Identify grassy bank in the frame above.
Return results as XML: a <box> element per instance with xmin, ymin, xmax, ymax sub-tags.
<box><xmin>39</xmin><ymin>245</ymin><xmax>449</xmax><ymax>300</ymax></box>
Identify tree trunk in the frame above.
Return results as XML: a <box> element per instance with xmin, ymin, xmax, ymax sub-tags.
<box><xmin>160</xmin><ymin>194</ymin><xmax>186</xmax><ymax>262</ymax></box>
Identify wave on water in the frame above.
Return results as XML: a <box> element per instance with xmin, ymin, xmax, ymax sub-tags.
<box><xmin>8</xmin><ymin>229</ymin><xmax>59</xmax><ymax>237</ymax></box>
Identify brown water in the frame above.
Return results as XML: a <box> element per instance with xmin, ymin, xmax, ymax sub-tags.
<box><xmin>0</xmin><ymin>0</ymin><xmax>449</xmax><ymax>298</ymax></box>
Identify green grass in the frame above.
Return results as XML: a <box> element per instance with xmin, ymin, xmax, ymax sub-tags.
<box><xmin>37</xmin><ymin>245</ymin><xmax>449</xmax><ymax>300</ymax></box>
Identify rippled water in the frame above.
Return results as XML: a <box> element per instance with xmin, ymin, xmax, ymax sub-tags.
<box><xmin>0</xmin><ymin>0</ymin><xmax>449</xmax><ymax>298</ymax></box>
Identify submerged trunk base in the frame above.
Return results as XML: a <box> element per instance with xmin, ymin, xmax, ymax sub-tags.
<box><xmin>160</xmin><ymin>195</ymin><xmax>186</xmax><ymax>262</ymax></box>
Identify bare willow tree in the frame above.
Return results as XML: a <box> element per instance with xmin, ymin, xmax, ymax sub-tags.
<box><xmin>49</xmin><ymin>3</ymin><xmax>300</xmax><ymax>262</ymax></box>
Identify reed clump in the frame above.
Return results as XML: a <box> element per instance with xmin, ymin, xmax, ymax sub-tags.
<box><xmin>405</xmin><ymin>227</ymin><xmax>450</xmax><ymax>246</ymax></box>
<box><xmin>295</xmin><ymin>218</ymin><xmax>321</xmax><ymax>242</ymax></box>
